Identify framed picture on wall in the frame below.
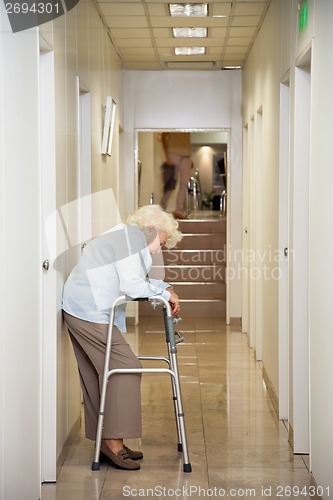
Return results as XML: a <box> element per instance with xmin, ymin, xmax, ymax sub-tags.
<box><xmin>101</xmin><ymin>96</ymin><xmax>117</xmax><ymax>156</ymax></box>
<box><xmin>213</xmin><ymin>153</ymin><xmax>226</xmax><ymax>190</ymax></box>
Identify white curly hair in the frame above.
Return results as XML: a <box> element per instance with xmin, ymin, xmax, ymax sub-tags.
<box><xmin>126</xmin><ymin>204</ymin><xmax>183</xmax><ymax>249</ymax></box>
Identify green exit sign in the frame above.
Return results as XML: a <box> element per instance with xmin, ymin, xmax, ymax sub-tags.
<box><xmin>299</xmin><ymin>0</ymin><xmax>308</xmax><ymax>32</ymax></box>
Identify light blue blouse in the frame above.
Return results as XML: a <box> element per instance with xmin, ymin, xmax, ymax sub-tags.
<box><xmin>62</xmin><ymin>223</ymin><xmax>171</xmax><ymax>332</ymax></box>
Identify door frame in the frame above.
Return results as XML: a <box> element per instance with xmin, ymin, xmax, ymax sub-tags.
<box><xmin>39</xmin><ymin>36</ymin><xmax>57</xmax><ymax>482</ymax></box>
<box><xmin>242</xmin><ymin>124</ymin><xmax>249</xmax><ymax>334</ymax></box>
<box><xmin>254</xmin><ymin>107</ymin><xmax>263</xmax><ymax>361</ymax></box>
<box><xmin>278</xmin><ymin>73</ymin><xmax>291</xmax><ymax>421</ymax></box>
<box><xmin>289</xmin><ymin>46</ymin><xmax>312</xmax><ymax>453</ymax></box>
<box><xmin>76</xmin><ymin>77</ymin><xmax>92</xmax><ymax>246</ymax></box>
<box><xmin>134</xmin><ymin>128</ymin><xmax>232</xmax><ymax>321</ymax></box>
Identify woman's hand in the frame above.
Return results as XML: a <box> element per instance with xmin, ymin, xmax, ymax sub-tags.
<box><xmin>166</xmin><ymin>288</ymin><xmax>180</xmax><ymax>316</ymax></box>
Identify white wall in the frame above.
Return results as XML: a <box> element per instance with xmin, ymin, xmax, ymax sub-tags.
<box><xmin>42</xmin><ymin>0</ymin><xmax>123</xmax><ymax>471</ymax></box>
<box><xmin>0</xmin><ymin>0</ymin><xmax>123</xmax><ymax>496</ymax></box>
<box><xmin>243</xmin><ymin>0</ymin><xmax>313</xmax><ymax>448</ymax></box>
<box><xmin>243</xmin><ymin>0</ymin><xmax>280</xmax><ymax>390</ymax></box>
<box><xmin>243</xmin><ymin>0</ymin><xmax>333</xmax><ymax>494</ymax></box>
<box><xmin>309</xmin><ymin>0</ymin><xmax>333</xmax><ymax>492</ymax></box>
<box><xmin>124</xmin><ymin>70</ymin><xmax>243</xmax><ymax>318</ymax></box>
<box><xmin>0</xmin><ymin>12</ymin><xmax>41</xmax><ymax>500</ymax></box>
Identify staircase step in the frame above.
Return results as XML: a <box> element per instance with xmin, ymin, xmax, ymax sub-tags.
<box><xmin>177</xmin><ymin>219</ymin><xmax>226</xmax><ymax>234</ymax></box>
<box><xmin>162</xmin><ymin>249</ymin><xmax>225</xmax><ymax>265</ymax></box>
<box><xmin>176</xmin><ymin>233</ymin><xmax>225</xmax><ymax>250</ymax></box>
<box><xmin>141</xmin><ymin>216</ymin><xmax>226</xmax><ymax>319</ymax></box>
<box><xmin>162</xmin><ymin>265</ymin><xmax>225</xmax><ymax>282</ymax></box>
<box><xmin>170</xmin><ymin>281</ymin><xmax>226</xmax><ymax>299</ymax></box>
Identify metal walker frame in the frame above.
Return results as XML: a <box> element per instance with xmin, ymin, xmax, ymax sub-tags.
<box><xmin>91</xmin><ymin>295</ymin><xmax>192</xmax><ymax>473</ymax></box>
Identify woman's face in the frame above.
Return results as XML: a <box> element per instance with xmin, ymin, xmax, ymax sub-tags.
<box><xmin>147</xmin><ymin>230</ymin><xmax>168</xmax><ymax>254</ymax></box>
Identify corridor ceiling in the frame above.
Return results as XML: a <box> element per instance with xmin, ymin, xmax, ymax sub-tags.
<box><xmin>95</xmin><ymin>0</ymin><xmax>271</xmax><ymax>70</ymax></box>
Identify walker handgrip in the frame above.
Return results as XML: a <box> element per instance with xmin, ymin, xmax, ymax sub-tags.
<box><xmin>125</xmin><ymin>296</ymin><xmax>149</xmax><ymax>302</ymax></box>
<box><xmin>120</xmin><ymin>295</ymin><xmax>172</xmax><ymax>317</ymax></box>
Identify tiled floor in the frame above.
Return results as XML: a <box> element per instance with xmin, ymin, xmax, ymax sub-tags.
<box><xmin>41</xmin><ymin>315</ymin><xmax>314</xmax><ymax>500</ymax></box>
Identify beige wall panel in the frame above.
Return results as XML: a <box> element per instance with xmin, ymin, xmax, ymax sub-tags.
<box><xmin>242</xmin><ymin>0</ymin><xmax>280</xmax><ymax>390</ymax></box>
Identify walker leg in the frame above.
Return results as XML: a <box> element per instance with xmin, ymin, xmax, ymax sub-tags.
<box><xmin>171</xmin><ymin>351</ymin><xmax>192</xmax><ymax>472</ymax></box>
<box><xmin>92</xmin><ymin>307</ymin><xmax>117</xmax><ymax>471</ymax></box>
<box><xmin>91</xmin><ymin>411</ymin><xmax>104</xmax><ymax>471</ymax></box>
<box><xmin>167</xmin><ymin>342</ymin><xmax>183</xmax><ymax>450</ymax></box>
<box><xmin>164</xmin><ymin>310</ymin><xmax>192</xmax><ymax>472</ymax></box>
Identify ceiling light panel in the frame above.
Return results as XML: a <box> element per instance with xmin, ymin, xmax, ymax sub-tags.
<box><xmin>169</xmin><ymin>3</ymin><xmax>208</xmax><ymax>17</ymax></box>
<box><xmin>175</xmin><ymin>46</ymin><xmax>205</xmax><ymax>55</ymax></box>
<box><xmin>173</xmin><ymin>27</ymin><xmax>207</xmax><ymax>38</ymax></box>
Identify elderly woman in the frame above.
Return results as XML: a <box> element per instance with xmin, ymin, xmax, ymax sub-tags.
<box><xmin>62</xmin><ymin>205</ymin><xmax>182</xmax><ymax>471</ymax></box>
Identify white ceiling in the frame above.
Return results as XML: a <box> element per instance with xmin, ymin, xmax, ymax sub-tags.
<box><xmin>94</xmin><ymin>0</ymin><xmax>271</xmax><ymax>70</ymax></box>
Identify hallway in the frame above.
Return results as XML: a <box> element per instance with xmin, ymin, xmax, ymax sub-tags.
<box><xmin>41</xmin><ymin>315</ymin><xmax>314</xmax><ymax>500</ymax></box>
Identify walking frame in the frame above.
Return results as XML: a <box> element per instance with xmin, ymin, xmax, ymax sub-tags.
<box><xmin>91</xmin><ymin>295</ymin><xmax>192</xmax><ymax>473</ymax></box>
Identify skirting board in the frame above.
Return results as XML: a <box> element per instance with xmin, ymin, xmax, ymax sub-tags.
<box><xmin>288</xmin><ymin>424</ymin><xmax>294</xmax><ymax>449</ymax></box>
<box><xmin>56</xmin><ymin>415</ymin><xmax>81</xmax><ymax>478</ymax></box>
<box><xmin>229</xmin><ymin>317</ymin><xmax>241</xmax><ymax>325</ymax></box>
<box><xmin>262</xmin><ymin>366</ymin><xmax>279</xmax><ymax>414</ymax></box>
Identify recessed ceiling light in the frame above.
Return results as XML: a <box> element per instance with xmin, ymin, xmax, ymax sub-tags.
<box><xmin>169</xmin><ymin>3</ymin><xmax>208</xmax><ymax>17</ymax></box>
<box><xmin>212</xmin><ymin>15</ymin><xmax>227</xmax><ymax>18</ymax></box>
<box><xmin>173</xmin><ymin>27</ymin><xmax>207</xmax><ymax>38</ymax></box>
<box><xmin>223</xmin><ymin>65</ymin><xmax>242</xmax><ymax>70</ymax></box>
<box><xmin>175</xmin><ymin>47</ymin><xmax>206</xmax><ymax>55</ymax></box>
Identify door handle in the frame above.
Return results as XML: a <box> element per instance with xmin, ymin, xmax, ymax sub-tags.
<box><xmin>42</xmin><ymin>259</ymin><xmax>50</xmax><ymax>271</ymax></box>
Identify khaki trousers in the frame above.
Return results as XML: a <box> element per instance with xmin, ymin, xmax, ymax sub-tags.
<box><xmin>63</xmin><ymin>311</ymin><xmax>142</xmax><ymax>440</ymax></box>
